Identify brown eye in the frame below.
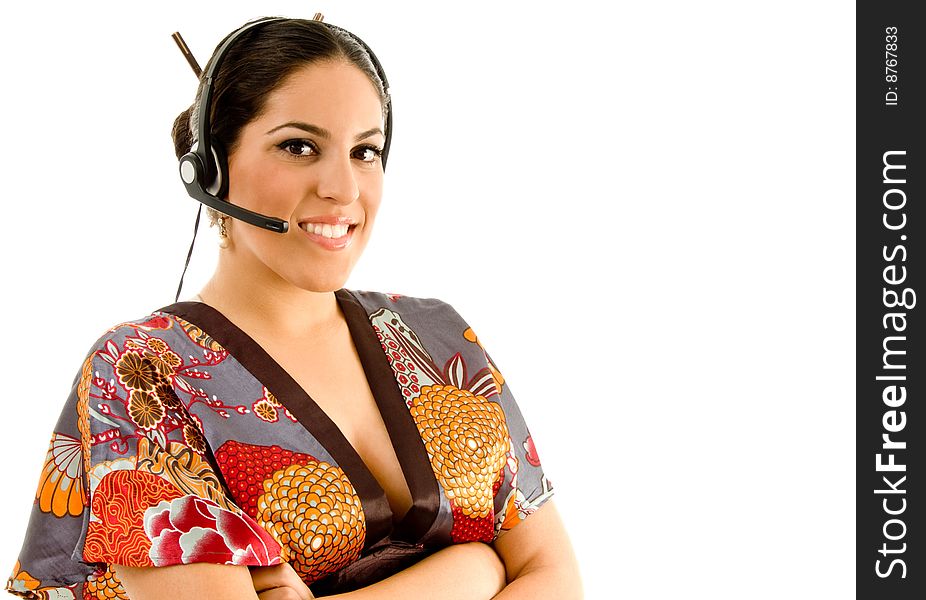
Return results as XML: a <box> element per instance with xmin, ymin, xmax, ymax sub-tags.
<box><xmin>279</xmin><ymin>140</ymin><xmax>318</xmax><ymax>157</ymax></box>
<box><xmin>353</xmin><ymin>145</ymin><xmax>382</xmax><ymax>163</ymax></box>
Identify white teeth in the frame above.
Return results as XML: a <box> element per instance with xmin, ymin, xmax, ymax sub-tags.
<box><xmin>300</xmin><ymin>222</ymin><xmax>350</xmax><ymax>238</ymax></box>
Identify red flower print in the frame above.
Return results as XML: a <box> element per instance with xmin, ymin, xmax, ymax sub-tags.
<box><xmin>215</xmin><ymin>440</ymin><xmax>318</xmax><ymax>518</ymax></box>
<box><xmin>84</xmin><ymin>470</ymin><xmax>183</xmax><ymax>566</ymax></box>
<box><xmin>523</xmin><ymin>435</ymin><xmax>541</xmax><ymax>467</ymax></box>
<box><xmin>140</xmin><ymin>315</ymin><xmax>173</xmax><ymax>330</ymax></box>
<box><xmin>145</xmin><ymin>496</ymin><xmax>281</xmax><ymax>566</ymax></box>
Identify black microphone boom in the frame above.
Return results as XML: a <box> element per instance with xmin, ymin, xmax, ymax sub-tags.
<box><xmin>178</xmin><ymin>154</ymin><xmax>289</xmax><ymax>233</ymax></box>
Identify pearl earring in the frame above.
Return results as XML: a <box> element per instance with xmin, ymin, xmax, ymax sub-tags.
<box><xmin>218</xmin><ymin>216</ymin><xmax>230</xmax><ymax>249</ymax></box>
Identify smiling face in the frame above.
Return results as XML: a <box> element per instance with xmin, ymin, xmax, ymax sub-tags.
<box><xmin>222</xmin><ymin>59</ymin><xmax>386</xmax><ymax>292</ymax></box>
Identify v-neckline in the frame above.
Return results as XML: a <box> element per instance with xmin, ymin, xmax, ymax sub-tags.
<box><xmin>158</xmin><ymin>288</ymin><xmax>440</xmax><ymax>548</ymax></box>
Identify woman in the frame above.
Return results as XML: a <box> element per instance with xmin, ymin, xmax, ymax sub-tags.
<box><xmin>6</xmin><ymin>16</ymin><xmax>580</xmax><ymax>599</ymax></box>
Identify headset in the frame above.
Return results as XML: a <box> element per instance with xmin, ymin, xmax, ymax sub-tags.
<box><xmin>175</xmin><ymin>15</ymin><xmax>393</xmax><ymax>234</ymax></box>
<box><xmin>171</xmin><ymin>15</ymin><xmax>392</xmax><ymax>301</ymax></box>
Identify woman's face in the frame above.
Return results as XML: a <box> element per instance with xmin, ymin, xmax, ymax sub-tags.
<box><xmin>224</xmin><ymin>59</ymin><xmax>385</xmax><ymax>293</ymax></box>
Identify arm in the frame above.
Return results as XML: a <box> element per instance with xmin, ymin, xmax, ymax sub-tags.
<box><xmin>490</xmin><ymin>500</ymin><xmax>583</xmax><ymax>599</ymax></box>
<box><xmin>326</xmin><ymin>500</ymin><xmax>580</xmax><ymax>599</ymax></box>
<box><xmin>114</xmin><ymin>563</ymin><xmax>268</xmax><ymax>600</ymax></box>
<box><xmin>116</xmin><ymin>562</ymin><xmax>316</xmax><ymax>600</ymax></box>
<box><xmin>113</xmin><ymin>541</ymin><xmax>504</xmax><ymax>600</ymax></box>
<box><xmin>320</xmin><ymin>542</ymin><xmax>505</xmax><ymax>599</ymax></box>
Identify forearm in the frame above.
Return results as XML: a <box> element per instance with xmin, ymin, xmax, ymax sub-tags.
<box><xmin>490</xmin><ymin>501</ymin><xmax>583</xmax><ymax>599</ymax></box>
<box><xmin>492</xmin><ymin>562</ymin><xmax>583</xmax><ymax>600</ymax></box>
<box><xmin>114</xmin><ymin>563</ymin><xmax>263</xmax><ymax>600</ymax></box>
<box><xmin>320</xmin><ymin>542</ymin><xmax>505</xmax><ymax>600</ymax></box>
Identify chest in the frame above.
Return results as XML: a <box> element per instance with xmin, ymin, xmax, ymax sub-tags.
<box><xmin>159</xmin><ymin>297</ymin><xmax>523</xmax><ymax>585</ymax></box>
<box><xmin>260</xmin><ymin>328</ymin><xmax>414</xmax><ymax>524</ymax></box>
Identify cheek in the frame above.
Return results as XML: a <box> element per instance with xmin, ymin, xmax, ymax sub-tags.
<box><xmin>362</xmin><ymin>178</ymin><xmax>385</xmax><ymax>221</ymax></box>
<box><xmin>228</xmin><ymin>157</ymin><xmax>291</xmax><ymax>210</ymax></box>
<box><xmin>365</xmin><ymin>195</ymin><xmax>382</xmax><ymax>223</ymax></box>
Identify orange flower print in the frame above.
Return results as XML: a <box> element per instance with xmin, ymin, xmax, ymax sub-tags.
<box><xmin>149</xmin><ymin>354</ymin><xmax>175</xmax><ymax>379</ymax></box>
<box><xmin>35</xmin><ymin>433</ymin><xmax>86</xmax><ymax>518</ymax></box>
<box><xmin>410</xmin><ymin>384</ymin><xmax>510</xmax><ymax>542</ymax></box>
<box><xmin>160</xmin><ymin>350</ymin><xmax>182</xmax><ymax>369</ymax></box>
<box><xmin>145</xmin><ymin>338</ymin><xmax>169</xmax><ymax>355</ymax></box>
<box><xmin>136</xmin><ymin>439</ymin><xmax>234</xmax><ymax>511</ymax></box>
<box><xmin>257</xmin><ymin>462</ymin><xmax>365</xmax><ymax>583</ymax></box>
<box><xmin>263</xmin><ymin>387</ymin><xmax>282</xmax><ymax>407</ymax></box>
<box><xmin>155</xmin><ymin>382</ymin><xmax>183</xmax><ymax>410</ymax></box>
<box><xmin>7</xmin><ymin>561</ymin><xmax>40</xmax><ymax>595</ymax></box>
<box><xmin>115</xmin><ymin>352</ymin><xmax>159</xmax><ymax>392</ymax></box>
<box><xmin>463</xmin><ymin>327</ymin><xmax>505</xmax><ymax>393</ymax></box>
<box><xmin>78</xmin><ymin>353</ymin><xmax>94</xmax><ymax>479</ymax></box>
<box><xmin>127</xmin><ymin>390</ymin><xmax>165</xmax><ymax>430</ymax></box>
<box><xmin>183</xmin><ymin>423</ymin><xmax>207</xmax><ymax>455</ymax></box>
<box><xmin>371</xmin><ymin>308</ymin><xmax>514</xmax><ymax>541</ymax></box>
<box><xmin>258</xmin><ymin>388</ymin><xmax>297</xmax><ymax>423</ymax></box>
<box><xmin>84</xmin><ymin>564</ymin><xmax>129</xmax><ymax>600</ymax></box>
<box><xmin>124</xmin><ymin>338</ymin><xmax>145</xmax><ymax>351</ymax></box>
<box><xmin>176</xmin><ymin>316</ymin><xmax>225</xmax><ymax>352</ymax></box>
<box><xmin>253</xmin><ymin>399</ymin><xmax>278</xmax><ymax>423</ymax></box>
<box><xmin>214</xmin><ymin>440</ymin><xmax>317</xmax><ymax>517</ymax></box>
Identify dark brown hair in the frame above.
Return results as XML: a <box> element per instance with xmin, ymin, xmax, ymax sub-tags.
<box><xmin>171</xmin><ymin>18</ymin><xmax>390</xmax><ymax>162</ymax></box>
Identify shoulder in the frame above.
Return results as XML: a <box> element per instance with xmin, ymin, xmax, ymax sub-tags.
<box><xmin>342</xmin><ymin>289</ymin><xmax>490</xmax><ymax>378</ymax></box>
<box><xmin>342</xmin><ymin>288</ymin><xmax>458</xmax><ymax>312</ymax></box>
<box><xmin>79</xmin><ymin>305</ymin><xmax>203</xmax><ymax>365</ymax></box>
<box><xmin>342</xmin><ymin>288</ymin><xmax>469</xmax><ymax>327</ymax></box>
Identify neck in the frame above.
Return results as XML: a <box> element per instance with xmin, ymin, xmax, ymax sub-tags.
<box><xmin>197</xmin><ymin>254</ymin><xmax>343</xmax><ymax>341</ymax></box>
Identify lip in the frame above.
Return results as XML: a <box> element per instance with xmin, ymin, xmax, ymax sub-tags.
<box><xmin>296</xmin><ymin>215</ymin><xmax>358</xmax><ymax>226</ymax></box>
<box><xmin>298</xmin><ymin>221</ymin><xmax>356</xmax><ymax>251</ymax></box>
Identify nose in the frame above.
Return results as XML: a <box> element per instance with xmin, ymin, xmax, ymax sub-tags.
<box><xmin>315</xmin><ymin>153</ymin><xmax>360</xmax><ymax>205</ymax></box>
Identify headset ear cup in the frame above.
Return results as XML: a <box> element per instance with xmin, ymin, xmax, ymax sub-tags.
<box><xmin>179</xmin><ymin>151</ymin><xmax>204</xmax><ymax>187</ymax></box>
<box><xmin>208</xmin><ymin>143</ymin><xmax>229</xmax><ymax>199</ymax></box>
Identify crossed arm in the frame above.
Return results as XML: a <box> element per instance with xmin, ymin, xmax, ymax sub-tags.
<box><xmin>114</xmin><ymin>500</ymin><xmax>581</xmax><ymax>600</ymax></box>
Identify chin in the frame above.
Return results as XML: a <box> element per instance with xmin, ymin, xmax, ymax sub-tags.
<box><xmin>287</xmin><ymin>271</ymin><xmax>352</xmax><ymax>294</ymax></box>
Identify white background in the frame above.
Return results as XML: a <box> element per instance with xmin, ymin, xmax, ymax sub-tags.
<box><xmin>0</xmin><ymin>1</ymin><xmax>854</xmax><ymax>598</ymax></box>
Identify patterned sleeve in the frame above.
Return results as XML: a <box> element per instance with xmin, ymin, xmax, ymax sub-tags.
<box><xmin>7</xmin><ymin>318</ymin><xmax>281</xmax><ymax>599</ymax></box>
<box><xmin>445</xmin><ymin>304</ymin><xmax>555</xmax><ymax>540</ymax></box>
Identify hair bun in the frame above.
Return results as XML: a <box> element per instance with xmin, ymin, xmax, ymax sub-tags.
<box><xmin>171</xmin><ymin>105</ymin><xmax>195</xmax><ymax>160</ymax></box>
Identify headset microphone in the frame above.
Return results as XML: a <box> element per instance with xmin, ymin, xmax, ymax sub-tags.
<box><xmin>178</xmin><ymin>146</ymin><xmax>290</xmax><ymax>233</ymax></box>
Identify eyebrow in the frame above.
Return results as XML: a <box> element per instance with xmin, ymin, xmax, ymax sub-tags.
<box><xmin>265</xmin><ymin>121</ymin><xmax>384</xmax><ymax>142</ymax></box>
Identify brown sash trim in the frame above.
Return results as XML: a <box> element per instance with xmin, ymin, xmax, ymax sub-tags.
<box><xmin>158</xmin><ymin>295</ymin><xmax>394</xmax><ymax>548</ymax></box>
<box><xmin>336</xmin><ymin>289</ymin><xmax>440</xmax><ymax>542</ymax></box>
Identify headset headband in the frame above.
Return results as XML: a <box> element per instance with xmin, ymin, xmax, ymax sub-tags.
<box><xmin>193</xmin><ymin>18</ymin><xmax>275</xmax><ymax>187</ymax></box>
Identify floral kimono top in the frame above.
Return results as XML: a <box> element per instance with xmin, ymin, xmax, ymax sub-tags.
<box><xmin>7</xmin><ymin>289</ymin><xmax>553</xmax><ymax>599</ymax></box>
